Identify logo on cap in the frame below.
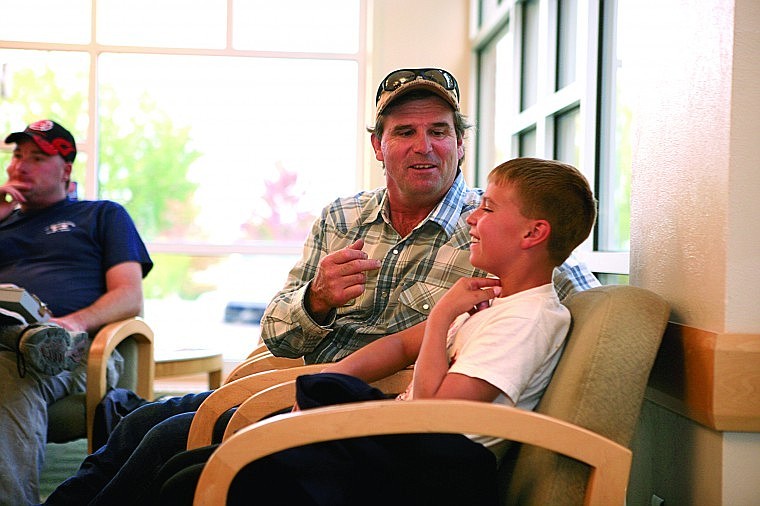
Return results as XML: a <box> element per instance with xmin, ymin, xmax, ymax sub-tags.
<box><xmin>28</xmin><ymin>120</ymin><xmax>56</xmax><ymax>133</ymax></box>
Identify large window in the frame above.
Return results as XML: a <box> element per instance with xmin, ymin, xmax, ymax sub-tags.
<box><xmin>0</xmin><ymin>0</ymin><xmax>366</xmax><ymax>359</ymax></box>
<box><xmin>474</xmin><ymin>0</ymin><xmax>631</xmax><ymax>280</ymax></box>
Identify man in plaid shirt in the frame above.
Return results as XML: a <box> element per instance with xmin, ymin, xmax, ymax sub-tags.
<box><xmin>44</xmin><ymin>68</ymin><xmax>598</xmax><ymax>505</ymax></box>
<box><xmin>261</xmin><ymin>67</ymin><xmax>598</xmax><ymax>365</ymax></box>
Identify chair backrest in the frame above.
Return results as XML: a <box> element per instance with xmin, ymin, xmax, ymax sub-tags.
<box><xmin>115</xmin><ymin>338</ymin><xmax>140</xmax><ymax>389</ymax></box>
<box><xmin>505</xmin><ymin>284</ymin><xmax>669</xmax><ymax>505</ymax></box>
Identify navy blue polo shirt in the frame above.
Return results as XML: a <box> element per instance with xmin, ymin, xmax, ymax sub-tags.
<box><xmin>0</xmin><ymin>198</ymin><xmax>152</xmax><ymax>317</ymax></box>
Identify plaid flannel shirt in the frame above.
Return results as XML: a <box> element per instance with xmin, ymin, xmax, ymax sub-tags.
<box><xmin>261</xmin><ymin>172</ymin><xmax>599</xmax><ymax>364</ymax></box>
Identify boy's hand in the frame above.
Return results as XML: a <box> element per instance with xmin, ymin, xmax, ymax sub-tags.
<box><xmin>431</xmin><ymin>277</ymin><xmax>501</xmax><ymax>323</ymax></box>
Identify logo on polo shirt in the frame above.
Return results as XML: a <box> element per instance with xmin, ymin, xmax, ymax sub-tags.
<box><xmin>45</xmin><ymin>221</ymin><xmax>77</xmax><ymax>234</ymax></box>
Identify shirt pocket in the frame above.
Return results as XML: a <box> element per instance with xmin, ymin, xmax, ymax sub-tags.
<box><xmin>398</xmin><ymin>281</ymin><xmax>449</xmax><ymax>317</ymax></box>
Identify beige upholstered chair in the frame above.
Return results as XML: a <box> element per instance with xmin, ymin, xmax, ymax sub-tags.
<box><xmin>193</xmin><ymin>285</ymin><xmax>669</xmax><ymax>506</ymax></box>
<box><xmin>46</xmin><ymin>317</ymin><xmax>154</xmax><ymax>453</ymax></box>
<box><xmin>504</xmin><ymin>284</ymin><xmax>669</xmax><ymax>504</ymax></box>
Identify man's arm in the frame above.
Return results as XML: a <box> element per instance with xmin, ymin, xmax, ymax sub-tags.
<box><xmin>52</xmin><ymin>261</ymin><xmax>144</xmax><ymax>334</ymax></box>
<box><xmin>305</xmin><ymin>239</ymin><xmax>380</xmax><ymax>323</ymax></box>
<box><xmin>553</xmin><ymin>253</ymin><xmax>600</xmax><ymax>300</ymax></box>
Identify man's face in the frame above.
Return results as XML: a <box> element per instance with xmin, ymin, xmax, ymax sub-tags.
<box><xmin>7</xmin><ymin>138</ymin><xmax>71</xmax><ymax>206</ymax></box>
<box><xmin>371</xmin><ymin>96</ymin><xmax>464</xmax><ymax>208</ymax></box>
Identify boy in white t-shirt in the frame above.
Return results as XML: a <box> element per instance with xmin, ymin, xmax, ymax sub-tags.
<box><xmin>323</xmin><ymin>157</ymin><xmax>597</xmax><ymax>452</ymax></box>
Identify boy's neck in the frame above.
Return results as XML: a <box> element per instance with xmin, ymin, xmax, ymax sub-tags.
<box><xmin>495</xmin><ymin>265</ymin><xmax>555</xmax><ymax>298</ymax></box>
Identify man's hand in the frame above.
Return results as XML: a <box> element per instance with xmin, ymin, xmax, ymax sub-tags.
<box><xmin>50</xmin><ymin>315</ymin><xmax>88</xmax><ymax>334</ymax></box>
<box><xmin>0</xmin><ymin>182</ymin><xmax>28</xmax><ymax>221</ymax></box>
<box><xmin>306</xmin><ymin>239</ymin><xmax>381</xmax><ymax>323</ymax></box>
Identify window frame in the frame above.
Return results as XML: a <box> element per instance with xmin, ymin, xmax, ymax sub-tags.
<box><xmin>0</xmin><ymin>0</ymin><xmax>368</xmax><ymax>258</ymax></box>
<box><xmin>472</xmin><ymin>0</ymin><xmax>630</xmax><ymax>277</ymax></box>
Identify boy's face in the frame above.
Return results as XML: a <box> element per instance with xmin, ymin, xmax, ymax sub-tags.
<box><xmin>466</xmin><ymin>181</ymin><xmax>533</xmax><ymax>275</ymax></box>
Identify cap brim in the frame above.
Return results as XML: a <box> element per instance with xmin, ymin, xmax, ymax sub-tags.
<box><xmin>375</xmin><ymin>79</ymin><xmax>459</xmax><ymax>119</ymax></box>
<box><xmin>4</xmin><ymin>131</ymin><xmax>61</xmax><ymax>157</ymax></box>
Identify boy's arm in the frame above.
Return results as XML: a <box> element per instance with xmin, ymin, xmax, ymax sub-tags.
<box><xmin>320</xmin><ymin>321</ymin><xmax>425</xmax><ymax>383</ymax></box>
<box><xmin>413</xmin><ymin>277</ymin><xmax>504</xmax><ymax>402</ymax></box>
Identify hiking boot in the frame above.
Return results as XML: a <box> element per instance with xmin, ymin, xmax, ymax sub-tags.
<box><xmin>16</xmin><ymin>323</ymin><xmax>89</xmax><ymax>377</ymax></box>
<box><xmin>65</xmin><ymin>330</ymin><xmax>89</xmax><ymax>371</ymax></box>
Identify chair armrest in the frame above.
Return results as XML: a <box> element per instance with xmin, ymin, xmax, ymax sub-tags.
<box><xmin>85</xmin><ymin>317</ymin><xmax>154</xmax><ymax>452</ymax></box>
<box><xmin>187</xmin><ymin>363</ymin><xmax>326</xmax><ymax>450</ymax></box>
<box><xmin>194</xmin><ymin>400</ymin><xmax>632</xmax><ymax>506</ymax></box>
<box><xmin>224</xmin><ymin>353</ymin><xmax>305</xmax><ymax>384</ymax></box>
<box><xmin>222</xmin><ymin>381</ymin><xmax>297</xmax><ymax>441</ymax></box>
<box><xmin>245</xmin><ymin>343</ymin><xmax>269</xmax><ymax>359</ymax></box>
<box><xmin>222</xmin><ymin>368</ymin><xmax>414</xmax><ymax>441</ymax></box>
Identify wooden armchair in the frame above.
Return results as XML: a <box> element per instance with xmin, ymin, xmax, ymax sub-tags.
<box><xmin>186</xmin><ymin>366</ymin><xmax>413</xmax><ymax>450</ymax></box>
<box><xmin>46</xmin><ymin>317</ymin><xmax>154</xmax><ymax>453</ymax></box>
<box><xmin>186</xmin><ymin>364</ymin><xmax>326</xmax><ymax>450</ymax></box>
<box><xmin>223</xmin><ymin>351</ymin><xmax>304</xmax><ymax>384</ymax></box>
<box><xmin>182</xmin><ymin>344</ymin><xmax>312</xmax><ymax>449</ymax></box>
<box><xmin>193</xmin><ymin>285</ymin><xmax>670</xmax><ymax>505</ymax></box>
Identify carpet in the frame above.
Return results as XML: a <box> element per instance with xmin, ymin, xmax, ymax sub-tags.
<box><xmin>40</xmin><ymin>439</ymin><xmax>88</xmax><ymax>501</ymax></box>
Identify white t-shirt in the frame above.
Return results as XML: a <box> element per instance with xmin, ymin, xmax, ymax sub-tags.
<box><xmin>400</xmin><ymin>283</ymin><xmax>571</xmax><ymax>454</ymax></box>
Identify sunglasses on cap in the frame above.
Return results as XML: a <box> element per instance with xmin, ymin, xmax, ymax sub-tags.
<box><xmin>375</xmin><ymin>68</ymin><xmax>460</xmax><ymax>104</ymax></box>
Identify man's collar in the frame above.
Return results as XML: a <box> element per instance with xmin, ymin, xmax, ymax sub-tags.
<box><xmin>427</xmin><ymin>171</ymin><xmax>469</xmax><ymax>237</ymax></box>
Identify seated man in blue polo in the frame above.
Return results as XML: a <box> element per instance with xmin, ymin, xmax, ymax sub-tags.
<box><xmin>0</xmin><ymin>119</ymin><xmax>153</xmax><ymax>505</ymax></box>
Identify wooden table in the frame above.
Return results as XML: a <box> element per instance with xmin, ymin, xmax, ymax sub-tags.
<box><xmin>155</xmin><ymin>348</ymin><xmax>224</xmax><ymax>389</ymax></box>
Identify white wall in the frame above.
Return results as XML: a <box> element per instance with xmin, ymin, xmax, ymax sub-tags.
<box><xmin>725</xmin><ymin>0</ymin><xmax>760</xmax><ymax>333</ymax></box>
<box><xmin>631</xmin><ymin>0</ymin><xmax>760</xmax><ymax>334</ymax></box>
<box><xmin>629</xmin><ymin>0</ymin><xmax>760</xmax><ymax>503</ymax></box>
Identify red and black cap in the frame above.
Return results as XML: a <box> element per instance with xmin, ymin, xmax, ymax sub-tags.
<box><xmin>5</xmin><ymin>120</ymin><xmax>77</xmax><ymax>163</ymax></box>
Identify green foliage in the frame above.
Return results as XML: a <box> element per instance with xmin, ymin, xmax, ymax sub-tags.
<box><xmin>98</xmin><ymin>88</ymin><xmax>200</xmax><ymax>241</ymax></box>
<box><xmin>240</xmin><ymin>162</ymin><xmax>315</xmax><ymax>242</ymax></box>
<box><xmin>1</xmin><ymin>64</ymin><xmax>204</xmax><ymax>297</ymax></box>
<box><xmin>0</xmin><ymin>67</ymin><xmax>87</xmax><ymax>149</ymax></box>
<box><xmin>143</xmin><ymin>253</ymin><xmax>217</xmax><ymax>300</ymax></box>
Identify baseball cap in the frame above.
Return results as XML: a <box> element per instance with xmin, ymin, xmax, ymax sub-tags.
<box><xmin>375</xmin><ymin>68</ymin><xmax>460</xmax><ymax>119</ymax></box>
<box><xmin>5</xmin><ymin>120</ymin><xmax>77</xmax><ymax>163</ymax></box>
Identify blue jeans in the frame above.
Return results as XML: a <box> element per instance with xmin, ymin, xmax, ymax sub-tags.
<box><xmin>44</xmin><ymin>391</ymin><xmax>212</xmax><ymax>505</ymax></box>
<box><xmin>0</xmin><ymin>345</ymin><xmax>113</xmax><ymax>506</ymax></box>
